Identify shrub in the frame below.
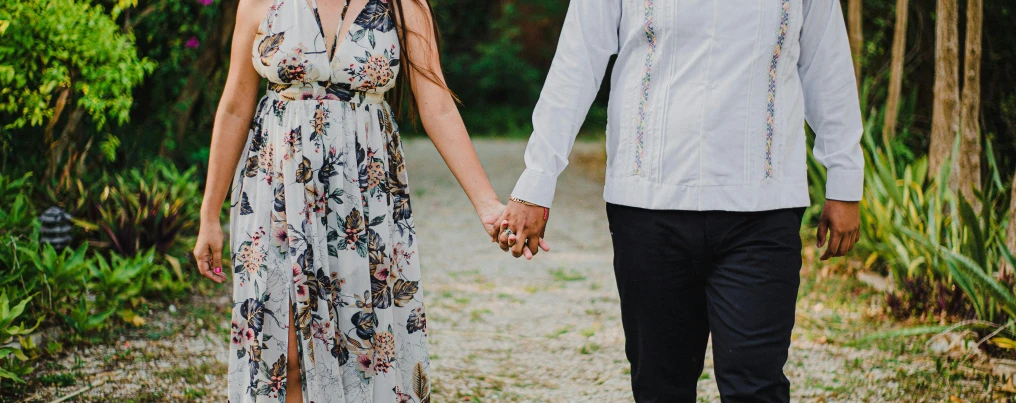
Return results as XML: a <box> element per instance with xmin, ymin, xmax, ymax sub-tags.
<box><xmin>0</xmin><ymin>173</ymin><xmax>36</xmax><ymax>237</ymax></box>
<box><xmin>59</xmin><ymin>159</ymin><xmax>202</xmax><ymax>262</ymax></box>
<box><xmin>0</xmin><ymin>291</ymin><xmax>42</xmax><ymax>383</ymax></box>
<box><xmin>0</xmin><ymin>167</ymin><xmax>196</xmax><ymax>387</ymax></box>
<box><xmin>0</xmin><ymin>0</ymin><xmax>155</xmax><ymax>176</ymax></box>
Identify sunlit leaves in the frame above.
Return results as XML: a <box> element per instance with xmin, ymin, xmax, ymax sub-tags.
<box><xmin>0</xmin><ymin>0</ymin><xmax>155</xmax><ymax>131</ymax></box>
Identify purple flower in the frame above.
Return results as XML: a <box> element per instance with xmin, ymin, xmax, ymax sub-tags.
<box><xmin>198</xmin><ymin>0</ymin><xmax>214</xmax><ymax>5</ymax></box>
<box><xmin>185</xmin><ymin>37</ymin><xmax>200</xmax><ymax>49</ymax></box>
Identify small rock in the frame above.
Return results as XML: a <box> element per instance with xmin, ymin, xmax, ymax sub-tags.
<box><xmin>856</xmin><ymin>271</ymin><xmax>889</xmax><ymax>292</ymax></box>
<box><xmin>169</xmin><ymin>304</ymin><xmax>178</xmax><ymax>314</ymax></box>
<box><xmin>928</xmin><ymin>331</ymin><xmax>987</xmax><ymax>361</ymax></box>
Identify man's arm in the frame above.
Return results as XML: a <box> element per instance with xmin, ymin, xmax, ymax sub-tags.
<box><xmin>798</xmin><ymin>0</ymin><xmax>865</xmax><ymax>259</ymax></box>
<box><xmin>498</xmin><ymin>0</ymin><xmax>622</xmax><ymax>259</ymax></box>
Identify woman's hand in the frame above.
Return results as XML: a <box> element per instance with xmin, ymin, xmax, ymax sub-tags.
<box><xmin>193</xmin><ymin>220</ymin><xmax>227</xmax><ymax>284</ymax></box>
<box><xmin>478</xmin><ymin>201</ymin><xmax>506</xmax><ymax>242</ymax></box>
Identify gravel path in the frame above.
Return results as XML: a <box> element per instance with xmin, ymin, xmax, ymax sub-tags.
<box><xmin>18</xmin><ymin>138</ymin><xmax>992</xmax><ymax>402</ymax></box>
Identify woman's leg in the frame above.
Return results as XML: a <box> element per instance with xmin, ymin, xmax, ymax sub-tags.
<box><xmin>287</xmin><ymin>306</ymin><xmax>304</xmax><ymax>402</ymax></box>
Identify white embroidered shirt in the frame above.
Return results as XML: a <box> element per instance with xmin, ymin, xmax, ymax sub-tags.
<box><xmin>511</xmin><ymin>0</ymin><xmax>865</xmax><ymax>210</ymax></box>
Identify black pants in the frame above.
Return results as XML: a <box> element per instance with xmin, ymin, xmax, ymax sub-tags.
<box><xmin>606</xmin><ymin>203</ymin><xmax>805</xmax><ymax>403</ymax></box>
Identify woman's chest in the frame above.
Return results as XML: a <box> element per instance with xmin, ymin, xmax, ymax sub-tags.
<box><xmin>252</xmin><ymin>0</ymin><xmax>401</xmax><ymax>93</ymax></box>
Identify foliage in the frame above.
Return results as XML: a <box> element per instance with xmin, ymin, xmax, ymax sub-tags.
<box><xmin>0</xmin><ymin>292</ymin><xmax>42</xmax><ymax>383</ymax></box>
<box><xmin>97</xmin><ymin>0</ymin><xmax>228</xmax><ymax>162</ymax></box>
<box><xmin>0</xmin><ymin>172</ymin><xmax>36</xmax><ymax>237</ymax></box>
<box><xmin>0</xmin><ymin>0</ymin><xmax>154</xmax><ymax>131</ymax></box>
<box><xmin>17</xmin><ymin>243</ymin><xmax>90</xmax><ymax>314</ymax></box>
<box><xmin>85</xmin><ymin>161</ymin><xmax>200</xmax><ymax>258</ymax></box>
<box><xmin>0</xmin><ymin>170</ymin><xmax>195</xmax><ymax>387</ymax></box>
<box><xmin>823</xmin><ymin>105</ymin><xmax>1016</xmax><ymax>327</ymax></box>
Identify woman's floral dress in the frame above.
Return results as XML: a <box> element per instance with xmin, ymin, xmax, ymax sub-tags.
<box><xmin>228</xmin><ymin>0</ymin><xmax>429</xmax><ymax>401</ymax></box>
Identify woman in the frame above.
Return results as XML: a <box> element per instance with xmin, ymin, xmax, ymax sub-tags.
<box><xmin>192</xmin><ymin>0</ymin><xmax>505</xmax><ymax>401</ymax></box>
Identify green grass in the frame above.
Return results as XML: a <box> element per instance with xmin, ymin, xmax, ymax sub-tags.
<box><xmin>470</xmin><ymin>308</ymin><xmax>492</xmax><ymax>322</ymax></box>
<box><xmin>549</xmin><ymin>267</ymin><xmax>587</xmax><ymax>282</ymax></box>
<box><xmin>35</xmin><ymin>371</ymin><xmax>77</xmax><ymax>387</ymax></box>
<box><xmin>549</xmin><ymin>325</ymin><xmax>572</xmax><ymax>338</ymax></box>
<box><xmin>578</xmin><ymin>342</ymin><xmax>601</xmax><ymax>355</ymax></box>
<box><xmin>184</xmin><ymin>388</ymin><xmax>207</xmax><ymax>400</ymax></box>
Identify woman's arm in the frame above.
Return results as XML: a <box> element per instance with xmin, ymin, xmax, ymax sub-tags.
<box><xmin>399</xmin><ymin>1</ymin><xmax>504</xmax><ymax>239</ymax></box>
<box><xmin>194</xmin><ymin>0</ymin><xmax>268</xmax><ymax>283</ymax></box>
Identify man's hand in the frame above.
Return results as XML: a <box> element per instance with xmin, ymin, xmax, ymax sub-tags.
<box><xmin>496</xmin><ymin>201</ymin><xmax>551</xmax><ymax>259</ymax></box>
<box><xmin>817</xmin><ymin>199</ymin><xmax>861</xmax><ymax>260</ymax></box>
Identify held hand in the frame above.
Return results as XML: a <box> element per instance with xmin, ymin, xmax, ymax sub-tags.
<box><xmin>496</xmin><ymin>201</ymin><xmax>551</xmax><ymax>260</ymax></box>
<box><xmin>479</xmin><ymin>202</ymin><xmax>507</xmax><ymax>241</ymax></box>
<box><xmin>816</xmin><ymin>200</ymin><xmax>861</xmax><ymax>261</ymax></box>
<box><xmin>193</xmin><ymin>220</ymin><xmax>227</xmax><ymax>284</ymax></box>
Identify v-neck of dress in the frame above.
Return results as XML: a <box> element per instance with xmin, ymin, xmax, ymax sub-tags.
<box><xmin>311</xmin><ymin>0</ymin><xmax>366</xmax><ymax>64</ymax></box>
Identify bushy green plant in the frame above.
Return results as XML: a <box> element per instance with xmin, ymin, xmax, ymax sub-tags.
<box><xmin>0</xmin><ymin>172</ymin><xmax>36</xmax><ymax>237</ymax></box>
<box><xmin>849</xmin><ymin>116</ymin><xmax>1016</xmax><ymax>324</ymax></box>
<box><xmin>61</xmin><ymin>289</ymin><xmax>116</xmax><ymax>341</ymax></box>
<box><xmin>0</xmin><ymin>291</ymin><xmax>42</xmax><ymax>383</ymax></box>
<box><xmin>88</xmin><ymin>251</ymin><xmax>151</xmax><ymax>307</ymax></box>
<box><xmin>0</xmin><ymin>0</ymin><xmax>155</xmax><ymax>179</ymax></box>
<box><xmin>17</xmin><ymin>243</ymin><xmax>90</xmax><ymax>314</ymax></box>
<box><xmin>84</xmin><ymin>160</ymin><xmax>200</xmax><ymax>258</ymax></box>
<box><xmin>0</xmin><ymin>0</ymin><xmax>154</xmax><ymax>131</ymax></box>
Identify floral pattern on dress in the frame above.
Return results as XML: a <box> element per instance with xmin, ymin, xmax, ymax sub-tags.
<box><xmin>231</xmin><ymin>0</ymin><xmax>429</xmax><ymax>402</ymax></box>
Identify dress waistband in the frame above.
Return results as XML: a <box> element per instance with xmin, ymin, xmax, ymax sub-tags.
<box><xmin>266</xmin><ymin>82</ymin><xmax>385</xmax><ymax>105</ymax></box>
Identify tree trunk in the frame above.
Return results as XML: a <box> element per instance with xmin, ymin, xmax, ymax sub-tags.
<box><xmin>847</xmin><ymin>0</ymin><xmax>864</xmax><ymax>88</ymax></box>
<box><xmin>954</xmin><ymin>0</ymin><xmax>982</xmax><ymax>206</ymax></box>
<box><xmin>928</xmin><ymin>0</ymin><xmax>960</xmax><ymax>180</ymax></box>
<box><xmin>46</xmin><ymin>106</ymin><xmax>86</xmax><ymax>186</ymax></box>
<box><xmin>882</xmin><ymin>0</ymin><xmax>909</xmax><ymax>142</ymax></box>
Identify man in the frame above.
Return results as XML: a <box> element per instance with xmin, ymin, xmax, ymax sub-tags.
<box><xmin>495</xmin><ymin>0</ymin><xmax>863</xmax><ymax>401</ymax></box>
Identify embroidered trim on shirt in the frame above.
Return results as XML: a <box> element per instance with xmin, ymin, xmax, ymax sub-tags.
<box><xmin>764</xmin><ymin>0</ymin><xmax>790</xmax><ymax>179</ymax></box>
<box><xmin>634</xmin><ymin>0</ymin><xmax>657</xmax><ymax>176</ymax></box>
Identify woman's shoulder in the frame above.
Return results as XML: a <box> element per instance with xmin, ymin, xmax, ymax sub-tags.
<box><xmin>236</xmin><ymin>0</ymin><xmax>278</xmax><ymax>31</ymax></box>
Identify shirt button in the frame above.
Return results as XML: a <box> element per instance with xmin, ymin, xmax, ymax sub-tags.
<box><xmin>706</xmin><ymin>82</ymin><xmax>717</xmax><ymax>90</ymax></box>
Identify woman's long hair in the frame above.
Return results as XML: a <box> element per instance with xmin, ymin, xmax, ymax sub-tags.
<box><xmin>388</xmin><ymin>0</ymin><xmax>457</xmax><ymax>122</ymax></box>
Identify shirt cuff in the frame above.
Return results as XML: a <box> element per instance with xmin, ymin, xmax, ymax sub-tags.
<box><xmin>510</xmin><ymin>168</ymin><xmax>559</xmax><ymax>208</ymax></box>
<box><xmin>825</xmin><ymin>169</ymin><xmax>864</xmax><ymax>202</ymax></box>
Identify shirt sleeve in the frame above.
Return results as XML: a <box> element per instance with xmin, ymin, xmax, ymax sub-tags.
<box><xmin>510</xmin><ymin>0</ymin><xmax>621</xmax><ymax>208</ymax></box>
<box><xmin>798</xmin><ymin>0</ymin><xmax>865</xmax><ymax>202</ymax></box>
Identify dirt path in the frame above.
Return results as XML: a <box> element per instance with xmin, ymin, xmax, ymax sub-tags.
<box><xmin>19</xmin><ymin>138</ymin><xmax>991</xmax><ymax>402</ymax></box>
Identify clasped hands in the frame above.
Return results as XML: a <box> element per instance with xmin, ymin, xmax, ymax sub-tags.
<box><xmin>479</xmin><ymin>200</ymin><xmax>551</xmax><ymax>260</ymax></box>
